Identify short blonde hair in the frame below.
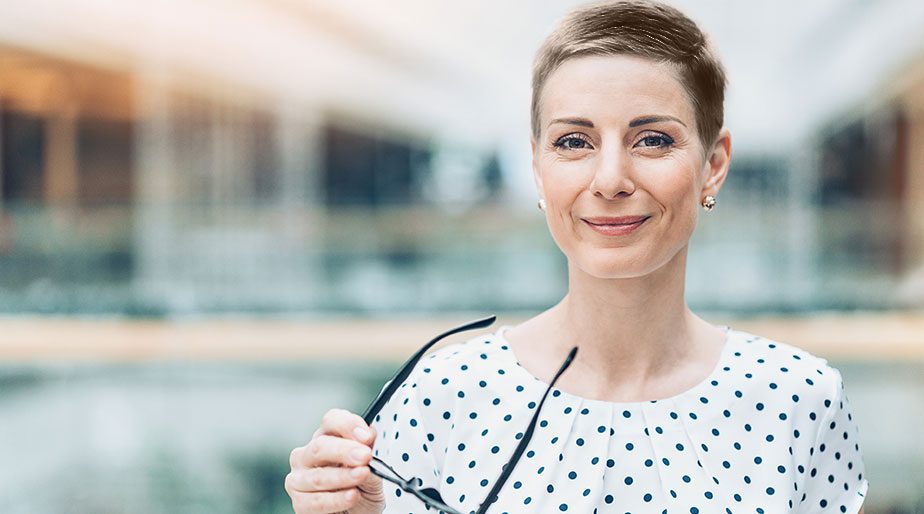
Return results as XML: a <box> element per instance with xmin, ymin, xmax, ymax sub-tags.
<box><xmin>531</xmin><ymin>0</ymin><xmax>728</xmax><ymax>153</ymax></box>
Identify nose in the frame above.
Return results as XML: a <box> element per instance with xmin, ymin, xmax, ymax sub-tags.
<box><xmin>589</xmin><ymin>146</ymin><xmax>636</xmax><ymax>200</ymax></box>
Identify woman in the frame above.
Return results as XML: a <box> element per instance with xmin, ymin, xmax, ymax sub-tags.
<box><xmin>285</xmin><ymin>1</ymin><xmax>869</xmax><ymax>512</ymax></box>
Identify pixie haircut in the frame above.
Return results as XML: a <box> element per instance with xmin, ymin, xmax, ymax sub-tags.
<box><xmin>531</xmin><ymin>0</ymin><xmax>728</xmax><ymax>154</ymax></box>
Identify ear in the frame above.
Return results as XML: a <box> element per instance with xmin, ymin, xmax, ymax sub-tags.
<box><xmin>701</xmin><ymin>127</ymin><xmax>732</xmax><ymax>197</ymax></box>
<box><xmin>531</xmin><ymin>137</ymin><xmax>545</xmax><ymax>200</ymax></box>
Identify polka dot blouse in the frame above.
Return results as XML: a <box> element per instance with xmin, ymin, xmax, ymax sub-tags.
<box><xmin>371</xmin><ymin>324</ymin><xmax>869</xmax><ymax>514</ymax></box>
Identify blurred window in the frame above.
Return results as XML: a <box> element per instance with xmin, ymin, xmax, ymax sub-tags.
<box><xmin>77</xmin><ymin>117</ymin><xmax>133</xmax><ymax>206</ymax></box>
<box><xmin>322</xmin><ymin>124</ymin><xmax>431</xmax><ymax>207</ymax></box>
<box><xmin>1</xmin><ymin>109</ymin><xmax>45</xmax><ymax>205</ymax></box>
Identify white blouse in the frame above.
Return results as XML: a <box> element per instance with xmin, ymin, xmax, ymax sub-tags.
<box><xmin>371</xmin><ymin>324</ymin><xmax>869</xmax><ymax>514</ymax></box>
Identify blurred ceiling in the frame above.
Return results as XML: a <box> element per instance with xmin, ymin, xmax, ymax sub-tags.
<box><xmin>0</xmin><ymin>0</ymin><xmax>922</xmax><ymax>154</ymax></box>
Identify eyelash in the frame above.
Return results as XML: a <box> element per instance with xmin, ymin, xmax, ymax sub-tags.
<box><xmin>551</xmin><ymin>133</ymin><xmax>675</xmax><ymax>151</ymax></box>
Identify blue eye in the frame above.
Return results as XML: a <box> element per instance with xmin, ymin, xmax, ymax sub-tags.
<box><xmin>553</xmin><ymin>135</ymin><xmax>591</xmax><ymax>151</ymax></box>
<box><xmin>637</xmin><ymin>134</ymin><xmax>674</xmax><ymax>148</ymax></box>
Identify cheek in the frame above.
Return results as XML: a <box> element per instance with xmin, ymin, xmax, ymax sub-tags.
<box><xmin>644</xmin><ymin>161</ymin><xmax>700</xmax><ymax>210</ymax></box>
<box><xmin>659</xmin><ymin>172</ymin><xmax>702</xmax><ymax>245</ymax></box>
<box><xmin>538</xmin><ymin>161</ymin><xmax>587</xmax><ymax>205</ymax></box>
<box><xmin>536</xmin><ymin>165</ymin><xmax>585</xmax><ymax>247</ymax></box>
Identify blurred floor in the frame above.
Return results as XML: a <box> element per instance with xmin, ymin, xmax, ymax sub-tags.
<box><xmin>0</xmin><ymin>310</ymin><xmax>922</xmax><ymax>362</ymax></box>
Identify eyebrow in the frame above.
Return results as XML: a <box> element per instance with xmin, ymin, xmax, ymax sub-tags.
<box><xmin>547</xmin><ymin>115</ymin><xmax>687</xmax><ymax>129</ymax></box>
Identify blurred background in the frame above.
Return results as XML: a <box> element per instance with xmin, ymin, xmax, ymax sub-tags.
<box><xmin>0</xmin><ymin>0</ymin><xmax>922</xmax><ymax>512</ymax></box>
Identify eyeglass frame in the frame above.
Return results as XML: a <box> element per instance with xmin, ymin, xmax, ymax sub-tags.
<box><xmin>361</xmin><ymin>314</ymin><xmax>578</xmax><ymax>514</ymax></box>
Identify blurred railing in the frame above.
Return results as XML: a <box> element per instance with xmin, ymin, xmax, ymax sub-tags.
<box><xmin>0</xmin><ymin>200</ymin><xmax>919</xmax><ymax>315</ymax></box>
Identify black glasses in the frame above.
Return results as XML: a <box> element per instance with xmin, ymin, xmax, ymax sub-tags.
<box><xmin>361</xmin><ymin>315</ymin><xmax>578</xmax><ymax>514</ymax></box>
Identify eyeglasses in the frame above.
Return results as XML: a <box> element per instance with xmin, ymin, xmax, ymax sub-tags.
<box><xmin>361</xmin><ymin>315</ymin><xmax>578</xmax><ymax>514</ymax></box>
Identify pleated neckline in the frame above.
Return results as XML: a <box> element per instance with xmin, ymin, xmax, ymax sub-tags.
<box><xmin>491</xmin><ymin>324</ymin><xmax>737</xmax><ymax>411</ymax></box>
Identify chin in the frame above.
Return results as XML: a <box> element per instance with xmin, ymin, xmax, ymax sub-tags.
<box><xmin>570</xmin><ymin>248</ymin><xmax>654</xmax><ymax>280</ymax></box>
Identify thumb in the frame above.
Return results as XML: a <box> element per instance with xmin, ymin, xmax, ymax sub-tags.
<box><xmin>358</xmin><ymin>468</ymin><xmax>384</xmax><ymax>498</ymax></box>
<box><xmin>355</xmin><ymin>462</ymin><xmax>386</xmax><ymax>513</ymax></box>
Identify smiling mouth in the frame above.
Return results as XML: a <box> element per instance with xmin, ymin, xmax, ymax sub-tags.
<box><xmin>582</xmin><ymin>216</ymin><xmax>651</xmax><ymax>226</ymax></box>
<box><xmin>581</xmin><ymin>216</ymin><xmax>650</xmax><ymax>236</ymax></box>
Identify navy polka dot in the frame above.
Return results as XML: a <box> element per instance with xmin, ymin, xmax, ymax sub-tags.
<box><xmin>369</xmin><ymin>325</ymin><xmax>868</xmax><ymax>513</ymax></box>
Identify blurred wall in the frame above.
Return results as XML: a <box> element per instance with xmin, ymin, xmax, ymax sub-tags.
<box><xmin>1</xmin><ymin>2</ymin><xmax>923</xmax><ymax>513</ymax></box>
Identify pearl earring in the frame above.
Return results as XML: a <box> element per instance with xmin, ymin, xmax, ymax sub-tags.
<box><xmin>701</xmin><ymin>195</ymin><xmax>716</xmax><ymax>212</ymax></box>
<box><xmin>537</xmin><ymin>198</ymin><xmax>546</xmax><ymax>211</ymax></box>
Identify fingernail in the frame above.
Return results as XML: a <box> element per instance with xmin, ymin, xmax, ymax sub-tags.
<box><xmin>351</xmin><ymin>447</ymin><xmax>369</xmax><ymax>462</ymax></box>
<box><xmin>353</xmin><ymin>426</ymin><xmax>370</xmax><ymax>441</ymax></box>
<box><xmin>350</xmin><ymin>467</ymin><xmax>364</xmax><ymax>478</ymax></box>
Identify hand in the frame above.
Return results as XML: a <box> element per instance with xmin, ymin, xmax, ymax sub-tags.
<box><xmin>286</xmin><ymin>408</ymin><xmax>385</xmax><ymax>514</ymax></box>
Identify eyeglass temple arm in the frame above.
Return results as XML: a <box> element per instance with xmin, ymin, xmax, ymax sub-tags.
<box><xmin>362</xmin><ymin>314</ymin><xmax>497</xmax><ymax>425</ymax></box>
<box><xmin>369</xmin><ymin>458</ymin><xmax>465</xmax><ymax>514</ymax></box>
<box><xmin>474</xmin><ymin>345</ymin><xmax>578</xmax><ymax>514</ymax></box>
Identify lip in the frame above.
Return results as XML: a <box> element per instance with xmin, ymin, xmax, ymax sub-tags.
<box><xmin>583</xmin><ymin>215</ymin><xmax>650</xmax><ymax>225</ymax></box>
<box><xmin>582</xmin><ymin>215</ymin><xmax>650</xmax><ymax>236</ymax></box>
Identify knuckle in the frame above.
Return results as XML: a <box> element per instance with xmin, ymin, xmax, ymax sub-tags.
<box><xmin>320</xmin><ymin>410</ymin><xmax>334</xmax><ymax>428</ymax></box>
<box><xmin>343</xmin><ymin>488</ymin><xmax>360</xmax><ymax>508</ymax></box>
<box><xmin>283</xmin><ymin>472</ymin><xmax>295</xmax><ymax>495</ymax></box>
<box><xmin>308</xmin><ymin>438</ymin><xmax>323</xmax><ymax>458</ymax></box>
<box><xmin>289</xmin><ymin>447</ymin><xmax>301</xmax><ymax>469</ymax></box>
<box><xmin>322</xmin><ymin>408</ymin><xmax>343</xmax><ymax>426</ymax></box>
<box><xmin>310</xmin><ymin>469</ymin><xmax>325</xmax><ymax>490</ymax></box>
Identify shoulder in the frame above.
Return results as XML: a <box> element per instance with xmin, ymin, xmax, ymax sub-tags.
<box><xmin>724</xmin><ymin>327</ymin><xmax>852</xmax><ymax>427</ymax></box>
<box><xmin>370</xmin><ymin>329</ymin><xmax>508</xmax><ymax>450</ymax></box>
<box><xmin>729</xmin><ymin>327</ymin><xmax>844</xmax><ymax>393</ymax></box>
<box><xmin>721</xmin><ymin>329</ymin><xmax>869</xmax><ymax>507</ymax></box>
<box><xmin>409</xmin><ymin>329</ymin><xmax>507</xmax><ymax>387</ymax></box>
<box><xmin>729</xmin><ymin>330</ymin><xmax>871</xmax><ymax>506</ymax></box>
<box><xmin>723</xmin><ymin>327</ymin><xmax>862</xmax><ymax>452</ymax></box>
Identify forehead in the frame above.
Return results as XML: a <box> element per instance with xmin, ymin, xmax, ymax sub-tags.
<box><xmin>540</xmin><ymin>54</ymin><xmax>695</xmax><ymax>126</ymax></box>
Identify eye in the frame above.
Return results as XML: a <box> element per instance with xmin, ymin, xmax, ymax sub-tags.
<box><xmin>552</xmin><ymin>134</ymin><xmax>593</xmax><ymax>151</ymax></box>
<box><xmin>636</xmin><ymin>133</ymin><xmax>674</xmax><ymax>149</ymax></box>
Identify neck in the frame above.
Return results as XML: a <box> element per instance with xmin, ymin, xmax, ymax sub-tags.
<box><xmin>545</xmin><ymin>244</ymin><xmax>708</xmax><ymax>397</ymax></box>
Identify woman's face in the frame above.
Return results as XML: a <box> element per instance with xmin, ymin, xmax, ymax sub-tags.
<box><xmin>532</xmin><ymin>54</ymin><xmax>730</xmax><ymax>280</ymax></box>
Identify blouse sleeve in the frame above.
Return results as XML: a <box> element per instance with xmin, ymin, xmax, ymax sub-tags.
<box><xmin>797</xmin><ymin>367</ymin><xmax>869</xmax><ymax>514</ymax></box>
<box><xmin>370</xmin><ymin>371</ymin><xmax>444</xmax><ymax>514</ymax></box>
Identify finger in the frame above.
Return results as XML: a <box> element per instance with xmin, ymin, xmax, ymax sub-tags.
<box><xmin>286</xmin><ymin>465</ymin><xmax>370</xmax><ymax>493</ymax></box>
<box><xmin>289</xmin><ymin>488</ymin><xmax>360</xmax><ymax>514</ymax></box>
<box><xmin>318</xmin><ymin>408</ymin><xmax>376</xmax><ymax>445</ymax></box>
<box><xmin>301</xmin><ymin>434</ymin><xmax>373</xmax><ymax>468</ymax></box>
